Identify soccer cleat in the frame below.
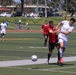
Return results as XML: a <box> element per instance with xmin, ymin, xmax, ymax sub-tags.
<box><xmin>46</xmin><ymin>59</ymin><xmax>50</xmax><ymax>64</ymax></box>
<box><xmin>60</xmin><ymin>58</ymin><xmax>64</xmax><ymax>63</ymax></box>
<box><xmin>59</xmin><ymin>58</ymin><xmax>64</xmax><ymax>66</ymax></box>
<box><xmin>44</xmin><ymin>44</ymin><xmax>47</xmax><ymax>47</ymax></box>
<box><xmin>44</xmin><ymin>42</ymin><xmax>47</xmax><ymax>47</ymax></box>
<box><xmin>59</xmin><ymin>62</ymin><xmax>63</xmax><ymax>66</ymax></box>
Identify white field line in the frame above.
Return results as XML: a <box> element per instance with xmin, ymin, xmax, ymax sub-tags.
<box><xmin>41</xmin><ymin>69</ymin><xmax>76</xmax><ymax>74</ymax></box>
<box><xmin>9</xmin><ymin>66</ymin><xmax>76</xmax><ymax>70</ymax></box>
<box><xmin>7</xmin><ymin>66</ymin><xmax>76</xmax><ymax>74</ymax></box>
<box><xmin>37</xmin><ymin>66</ymin><xmax>76</xmax><ymax>71</ymax></box>
<box><xmin>0</xmin><ymin>38</ymin><xmax>39</xmax><ymax>41</ymax></box>
<box><xmin>0</xmin><ymin>56</ymin><xmax>76</xmax><ymax>67</ymax></box>
<box><xmin>29</xmin><ymin>46</ymin><xmax>48</xmax><ymax>48</ymax></box>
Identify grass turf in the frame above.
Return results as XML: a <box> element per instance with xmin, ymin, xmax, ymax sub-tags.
<box><xmin>0</xmin><ymin>32</ymin><xmax>75</xmax><ymax>75</ymax></box>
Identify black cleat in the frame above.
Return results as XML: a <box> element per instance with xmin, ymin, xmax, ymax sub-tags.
<box><xmin>59</xmin><ymin>63</ymin><xmax>63</xmax><ymax>66</ymax></box>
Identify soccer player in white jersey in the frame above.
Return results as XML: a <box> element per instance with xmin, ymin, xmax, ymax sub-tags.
<box><xmin>57</xmin><ymin>18</ymin><xmax>76</xmax><ymax>66</ymax></box>
<box><xmin>0</xmin><ymin>21</ymin><xmax>7</xmax><ymax>41</ymax></box>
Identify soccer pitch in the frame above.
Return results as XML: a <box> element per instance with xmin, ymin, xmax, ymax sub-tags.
<box><xmin>0</xmin><ymin>31</ymin><xmax>76</xmax><ymax>75</ymax></box>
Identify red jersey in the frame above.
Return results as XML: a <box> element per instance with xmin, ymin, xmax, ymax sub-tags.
<box><xmin>41</xmin><ymin>24</ymin><xmax>49</xmax><ymax>34</ymax></box>
<box><xmin>47</xmin><ymin>26</ymin><xmax>58</xmax><ymax>43</ymax></box>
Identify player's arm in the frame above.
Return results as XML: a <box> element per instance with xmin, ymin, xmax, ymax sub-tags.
<box><xmin>60</xmin><ymin>31</ymin><xmax>71</xmax><ymax>35</ymax></box>
<box><xmin>60</xmin><ymin>27</ymin><xmax>74</xmax><ymax>35</ymax></box>
<box><xmin>41</xmin><ymin>29</ymin><xmax>43</xmax><ymax>33</ymax></box>
<box><xmin>41</xmin><ymin>24</ymin><xmax>44</xmax><ymax>33</ymax></box>
<box><xmin>5</xmin><ymin>24</ymin><xmax>8</xmax><ymax>30</ymax></box>
<box><xmin>60</xmin><ymin>28</ymin><xmax>74</xmax><ymax>35</ymax></box>
<box><xmin>56</xmin><ymin>22</ymin><xmax>62</xmax><ymax>29</ymax></box>
<box><xmin>5</xmin><ymin>27</ymin><xmax>7</xmax><ymax>30</ymax></box>
<box><xmin>49</xmin><ymin>29</ymin><xmax>59</xmax><ymax>34</ymax></box>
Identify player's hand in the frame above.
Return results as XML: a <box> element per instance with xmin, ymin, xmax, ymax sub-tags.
<box><xmin>56</xmin><ymin>29</ymin><xmax>61</xmax><ymax>35</ymax></box>
<box><xmin>41</xmin><ymin>29</ymin><xmax>43</xmax><ymax>33</ymax></box>
<box><xmin>55</xmin><ymin>26</ymin><xmax>58</xmax><ymax>29</ymax></box>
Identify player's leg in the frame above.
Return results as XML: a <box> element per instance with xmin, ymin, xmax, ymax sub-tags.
<box><xmin>44</xmin><ymin>34</ymin><xmax>48</xmax><ymax>47</ymax></box>
<box><xmin>1</xmin><ymin>33</ymin><xmax>3</xmax><ymax>38</ymax></box>
<box><xmin>1</xmin><ymin>33</ymin><xmax>5</xmax><ymax>41</ymax></box>
<box><xmin>58</xmin><ymin>39</ymin><xmax>66</xmax><ymax>65</ymax></box>
<box><xmin>47</xmin><ymin>43</ymin><xmax>54</xmax><ymax>64</ymax></box>
<box><xmin>55</xmin><ymin>43</ymin><xmax>60</xmax><ymax>64</ymax></box>
<box><xmin>57</xmin><ymin>51</ymin><xmax>60</xmax><ymax>64</ymax></box>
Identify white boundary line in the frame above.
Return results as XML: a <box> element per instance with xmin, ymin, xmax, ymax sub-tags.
<box><xmin>7</xmin><ymin>66</ymin><xmax>76</xmax><ymax>74</ymax></box>
<box><xmin>0</xmin><ymin>56</ymin><xmax>76</xmax><ymax>67</ymax></box>
<box><xmin>39</xmin><ymin>69</ymin><xmax>76</xmax><ymax>74</ymax></box>
<box><xmin>29</xmin><ymin>46</ymin><xmax>48</xmax><ymax>48</ymax></box>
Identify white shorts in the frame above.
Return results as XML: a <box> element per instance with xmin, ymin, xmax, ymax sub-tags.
<box><xmin>58</xmin><ymin>38</ymin><xmax>68</xmax><ymax>48</ymax></box>
<box><xmin>1</xmin><ymin>30</ymin><xmax>6</xmax><ymax>34</ymax></box>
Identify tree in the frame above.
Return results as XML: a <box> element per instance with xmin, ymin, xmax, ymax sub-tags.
<box><xmin>62</xmin><ymin>0</ymin><xmax>76</xmax><ymax>16</ymax></box>
<box><xmin>0</xmin><ymin>0</ymin><xmax>13</xmax><ymax>6</ymax></box>
<box><xmin>21</xmin><ymin>0</ymin><xmax>24</xmax><ymax>15</ymax></box>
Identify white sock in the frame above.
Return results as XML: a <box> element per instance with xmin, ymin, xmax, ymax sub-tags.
<box><xmin>59</xmin><ymin>48</ymin><xmax>63</xmax><ymax>58</ymax></box>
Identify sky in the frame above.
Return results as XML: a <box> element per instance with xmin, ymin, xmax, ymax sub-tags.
<box><xmin>13</xmin><ymin>0</ymin><xmax>21</xmax><ymax>3</ymax></box>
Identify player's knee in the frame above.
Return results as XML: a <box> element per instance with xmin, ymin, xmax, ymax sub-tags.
<box><xmin>60</xmin><ymin>47</ymin><xmax>64</xmax><ymax>49</ymax></box>
<box><xmin>60</xmin><ymin>47</ymin><xmax>65</xmax><ymax>52</ymax></box>
<box><xmin>49</xmin><ymin>51</ymin><xmax>53</xmax><ymax>54</ymax></box>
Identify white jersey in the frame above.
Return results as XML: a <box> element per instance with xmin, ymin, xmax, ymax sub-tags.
<box><xmin>0</xmin><ymin>22</ymin><xmax>7</xmax><ymax>34</ymax></box>
<box><xmin>58</xmin><ymin>20</ymin><xmax>74</xmax><ymax>41</ymax></box>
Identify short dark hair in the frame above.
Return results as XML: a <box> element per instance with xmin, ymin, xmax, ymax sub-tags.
<box><xmin>49</xmin><ymin>21</ymin><xmax>53</xmax><ymax>24</ymax></box>
<box><xmin>70</xmin><ymin>18</ymin><xmax>76</xmax><ymax>23</ymax></box>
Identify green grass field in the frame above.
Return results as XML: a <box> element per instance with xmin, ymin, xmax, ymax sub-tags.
<box><xmin>0</xmin><ymin>17</ymin><xmax>76</xmax><ymax>30</ymax></box>
<box><xmin>0</xmin><ymin>31</ymin><xmax>76</xmax><ymax>75</ymax></box>
<box><xmin>0</xmin><ymin>16</ymin><xmax>76</xmax><ymax>75</ymax></box>
<box><xmin>0</xmin><ymin>61</ymin><xmax>76</xmax><ymax>75</ymax></box>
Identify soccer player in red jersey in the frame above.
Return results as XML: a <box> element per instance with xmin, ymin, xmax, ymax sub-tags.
<box><xmin>47</xmin><ymin>21</ymin><xmax>59</xmax><ymax>64</ymax></box>
<box><xmin>41</xmin><ymin>20</ymin><xmax>49</xmax><ymax>47</ymax></box>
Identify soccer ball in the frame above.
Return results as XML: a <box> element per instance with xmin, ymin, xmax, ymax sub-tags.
<box><xmin>31</xmin><ymin>55</ymin><xmax>38</xmax><ymax>62</ymax></box>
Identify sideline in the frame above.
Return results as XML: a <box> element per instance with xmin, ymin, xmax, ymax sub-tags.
<box><xmin>0</xmin><ymin>56</ymin><xmax>76</xmax><ymax>67</ymax></box>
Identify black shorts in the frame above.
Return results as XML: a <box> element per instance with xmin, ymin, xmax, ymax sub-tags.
<box><xmin>43</xmin><ymin>34</ymin><xmax>48</xmax><ymax>38</ymax></box>
<box><xmin>49</xmin><ymin>42</ymin><xmax>59</xmax><ymax>51</ymax></box>
<box><xmin>1</xmin><ymin>33</ymin><xmax>5</xmax><ymax>36</ymax></box>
